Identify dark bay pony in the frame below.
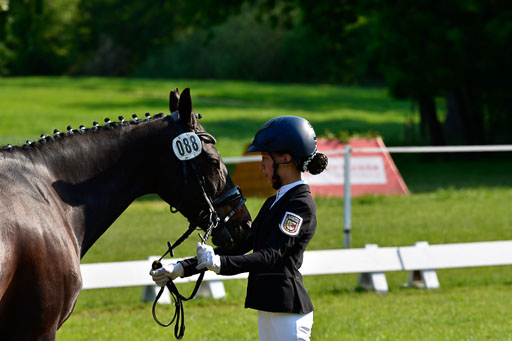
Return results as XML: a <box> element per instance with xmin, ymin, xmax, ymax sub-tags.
<box><xmin>0</xmin><ymin>88</ymin><xmax>252</xmax><ymax>340</ymax></box>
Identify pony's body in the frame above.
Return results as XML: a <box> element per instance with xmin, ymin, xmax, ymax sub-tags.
<box><xmin>0</xmin><ymin>89</ymin><xmax>251</xmax><ymax>340</ymax></box>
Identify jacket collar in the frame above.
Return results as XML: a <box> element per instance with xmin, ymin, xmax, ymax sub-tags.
<box><xmin>272</xmin><ymin>180</ymin><xmax>305</xmax><ymax>208</ymax></box>
<box><xmin>270</xmin><ymin>183</ymin><xmax>310</xmax><ymax>211</ymax></box>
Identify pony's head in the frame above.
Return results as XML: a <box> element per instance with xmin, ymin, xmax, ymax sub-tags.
<box><xmin>157</xmin><ymin>88</ymin><xmax>251</xmax><ymax>249</ymax></box>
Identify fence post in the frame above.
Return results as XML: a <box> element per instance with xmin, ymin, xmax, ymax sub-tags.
<box><xmin>343</xmin><ymin>145</ymin><xmax>351</xmax><ymax>248</ymax></box>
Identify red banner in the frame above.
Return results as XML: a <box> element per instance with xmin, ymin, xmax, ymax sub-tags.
<box><xmin>303</xmin><ymin>138</ymin><xmax>409</xmax><ymax>197</ymax></box>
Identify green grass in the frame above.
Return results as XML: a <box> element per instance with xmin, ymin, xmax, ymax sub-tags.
<box><xmin>56</xmin><ymin>282</ymin><xmax>512</xmax><ymax>340</ymax></box>
<box><xmin>0</xmin><ymin>76</ymin><xmax>415</xmax><ymax>155</ymax></box>
<box><xmin>58</xmin><ymin>188</ymin><xmax>512</xmax><ymax>340</ymax></box>
<box><xmin>2</xmin><ymin>77</ymin><xmax>512</xmax><ymax>340</ymax></box>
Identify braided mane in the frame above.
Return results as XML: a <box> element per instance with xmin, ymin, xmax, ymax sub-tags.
<box><xmin>1</xmin><ymin>113</ymin><xmax>166</xmax><ymax>151</ymax></box>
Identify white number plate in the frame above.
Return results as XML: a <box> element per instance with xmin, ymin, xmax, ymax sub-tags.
<box><xmin>172</xmin><ymin>132</ymin><xmax>202</xmax><ymax>160</ymax></box>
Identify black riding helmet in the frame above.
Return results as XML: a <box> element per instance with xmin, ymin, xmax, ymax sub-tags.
<box><xmin>247</xmin><ymin>116</ymin><xmax>317</xmax><ymax>158</ymax></box>
<box><xmin>247</xmin><ymin>116</ymin><xmax>317</xmax><ymax>189</ymax></box>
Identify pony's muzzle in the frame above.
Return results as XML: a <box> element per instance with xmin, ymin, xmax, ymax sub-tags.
<box><xmin>212</xmin><ymin>226</ymin><xmax>234</xmax><ymax>249</ymax></box>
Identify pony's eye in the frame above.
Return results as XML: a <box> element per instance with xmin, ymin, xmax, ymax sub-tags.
<box><xmin>202</xmin><ymin>150</ymin><xmax>219</xmax><ymax>166</ymax></box>
<box><xmin>210</xmin><ymin>156</ymin><xmax>220</xmax><ymax>167</ymax></box>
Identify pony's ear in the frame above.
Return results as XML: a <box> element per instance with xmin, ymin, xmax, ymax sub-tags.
<box><xmin>169</xmin><ymin>88</ymin><xmax>180</xmax><ymax>113</ymax></box>
<box><xmin>178</xmin><ymin>87</ymin><xmax>197</xmax><ymax>128</ymax></box>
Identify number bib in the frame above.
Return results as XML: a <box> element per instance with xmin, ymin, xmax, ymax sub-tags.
<box><xmin>172</xmin><ymin>132</ymin><xmax>202</xmax><ymax>160</ymax></box>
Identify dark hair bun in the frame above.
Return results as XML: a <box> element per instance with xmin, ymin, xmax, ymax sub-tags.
<box><xmin>307</xmin><ymin>152</ymin><xmax>328</xmax><ymax>175</ymax></box>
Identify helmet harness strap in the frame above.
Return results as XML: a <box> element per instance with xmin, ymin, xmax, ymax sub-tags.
<box><xmin>269</xmin><ymin>152</ymin><xmax>293</xmax><ymax>190</ymax></box>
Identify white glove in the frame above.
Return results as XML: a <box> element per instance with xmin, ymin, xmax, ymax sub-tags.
<box><xmin>196</xmin><ymin>242</ymin><xmax>221</xmax><ymax>273</ymax></box>
<box><xmin>149</xmin><ymin>263</ymin><xmax>185</xmax><ymax>287</ymax></box>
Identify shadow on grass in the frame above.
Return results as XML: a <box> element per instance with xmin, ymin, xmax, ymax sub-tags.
<box><xmin>45</xmin><ymin>77</ymin><xmax>411</xmax><ymax>115</ymax></box>
<box><xmin>61</xmin><ymin>92</ymin><xmax>410</xmax><ymax>122</ymax></box>
<box><xmin>394</xmin><ymin>153</ymin><xmax>512</xmax><ymax>193</ymax></box>
<box><xmin>200</xmin><ymin>117</ymin><xmax>407</xmax><ymax>146</ymax></box>
<box><xmin>64</xmin><ymin>97</ymin><xmax>168</xmax><ymax>111</ymax></box>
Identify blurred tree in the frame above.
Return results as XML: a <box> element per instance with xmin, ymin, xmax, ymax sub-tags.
<box><xmin>368</xmin><ymin>1</ymin><xmax>450</xmax><ymax>145</ymax></box>
<box><xmin>370</xmin><ymin>0</ymin><xmax>512</xmax><ymax>145</ymax></box>
<box><xmin>0</xmin><ymin>0</ymin><xmax>79</xmax><ymax>75</ymax></box>
<box><xmin>0</xmin><ymin>0</ymin><xmax>9</xmax><ymax>75</ymax></box>
<box><xmin>133</xmin><ymin>3</ymin><xmax>333</xmax><ymax>83</ymax></box>
<box><xmin>255</xmin><ymin>0</ymin><xmax>364</xmax><ymax>83</ymax></box>
<box><xmin>1</xmin><ymin>0</ymin><xmax>511</xmax><ymax>145</ymax></box>
<box><xmin>259</xmin><ymin>0</ymin><xmax>512</xmax><ymax>145</ymax></box>
<box><xmin>74</xmin><ymin>0</ymin><xmax>244</xmax><ymax>76</ymax></box>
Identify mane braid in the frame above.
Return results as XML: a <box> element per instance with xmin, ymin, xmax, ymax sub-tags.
<box><xmin>0</xmin><ymin>112</ymin><xmax>166</xmax><ymax>151</ymax></box>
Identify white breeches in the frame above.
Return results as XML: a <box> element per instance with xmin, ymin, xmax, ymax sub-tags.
<box><xmin>258</xmin><ymin>311</ymin><xmax>314</xmax><ymax>341</ymax></box>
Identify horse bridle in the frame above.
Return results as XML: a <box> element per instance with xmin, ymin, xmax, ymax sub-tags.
<box><xmin>165</xmin><ymin>111</ymin><xmax>246</xmax><ymax>250</ymax></box>
<box><xmin>152</xmin><ymin>111</ymin><xmax>246</xmax><ymax>339</ymax></box>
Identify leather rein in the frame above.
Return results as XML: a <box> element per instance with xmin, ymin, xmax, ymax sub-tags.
<box><xmin>151</xmin><ymin>112</ymin><xmax>246</xmax><ymax>339</ymax></box>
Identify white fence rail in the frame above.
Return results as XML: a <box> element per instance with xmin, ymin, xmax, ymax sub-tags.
<box><xmin>81</xmin><ymin>240</ymin><xmax>512</xmax><ymax>299</ymax></box>
<box><xmin>222</xmin><ymin>144</ymin><xmax>512</xmax><ymax>164</ymax></box>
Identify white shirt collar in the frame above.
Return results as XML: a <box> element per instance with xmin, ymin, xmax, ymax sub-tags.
<box><xmin>271</xmin><ymin>180</ymin><xmax>305</xmax><ymax>208</ymax></box>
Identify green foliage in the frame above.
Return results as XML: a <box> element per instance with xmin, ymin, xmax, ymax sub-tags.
<box><xmin>74</xmin><ymin>0</ymin><xmax>245</xmax><ymax>76</ymax></box>
<box><xmin>133</xmin><ymin>5</ymin><xmax>288</xmax><ymax>81</ymax></box>
<box><xmin>0</xmin><ymin>0</ymin><xmax>79</xmax><ymax>75</ymax></box>
<box><xmin>255</xmin><ymin>0</ymin><xmax>512</xmax><ymax>144</ymax></box>
<box><xmin>360</xmin><ymin>0</ymin><xmax>512</xmax><ymax>144</ymax></box>
<box><xmin>2</xmin><ymin>0</ymin><xmax>512</xmax><ymax>149</ymax></box>
<box><xmin>133</xmin><ymin>4</ymin><xmax>335</xmax><ymax>83</ymax></box>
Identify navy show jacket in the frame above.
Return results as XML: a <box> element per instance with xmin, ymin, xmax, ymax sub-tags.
<box><xmin>180</xmin><ymin>183</ymin><xmax>316</xmax><ymax>314</ymax></box>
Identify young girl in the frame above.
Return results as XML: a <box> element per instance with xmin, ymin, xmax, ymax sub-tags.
<box><xmin>151</xmin><ymin>115</ymin><xmax>328</xmax><ymax>340</ymax></box>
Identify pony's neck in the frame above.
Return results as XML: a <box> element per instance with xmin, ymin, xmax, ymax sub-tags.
<box><xmin>24</xmin><ymin>117</ymin><xmax>174</xmax><ymax>257</ymax></box>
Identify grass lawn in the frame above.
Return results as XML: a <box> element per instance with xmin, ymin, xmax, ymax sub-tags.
<box><xmin>58</xmin><ymin>188</ymin><xmax>512</xmax><ymax>340</ymax></box>
<box><xmin>0</xmin><ymin>76</ymin><xmax>414</xmax><ymax>155</ymax></box>
<box><xmin>1</xmin><ymin>77</ymin><xmax>512</xmax><ymax>340</ymax></box>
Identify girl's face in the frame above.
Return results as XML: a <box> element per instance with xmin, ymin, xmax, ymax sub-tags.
<box><xmin>259</xmin><ymin>152</ymin><xmax>274</xmax><ymax>184</ymax></box>
<box><xmin>259</xmin><ymin>152</ymin><xmax>292</xmax><ymax>185</ymax></box>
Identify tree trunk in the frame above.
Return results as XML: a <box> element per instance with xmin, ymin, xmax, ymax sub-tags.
<box><xmin>444</xmin><ymin>93</ymin><xmax>466</xmax><ymax>145</ymax></box>
<box><xmin>0</xmin><ymin>11</ymin><xmax>6</xmax><ymax>42</ymax></box>
<box><xmin>35</xmin><ymin>0</ymin><xmax>43</xmax><ymax>14</ymax></box>
<box><xmin>487</xmin><ymin>92</ymin><xmax>512</xmax><ymax>144</ymax></box>
<box><xmin>451</xmin><ymin>88</ymin><xmax>486</xmax><ymax>145</ymax></box>
<box><xmin>418</xmin><ymin>95</ymin><xmax>445</xmax><ymax>145</ymax></box>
